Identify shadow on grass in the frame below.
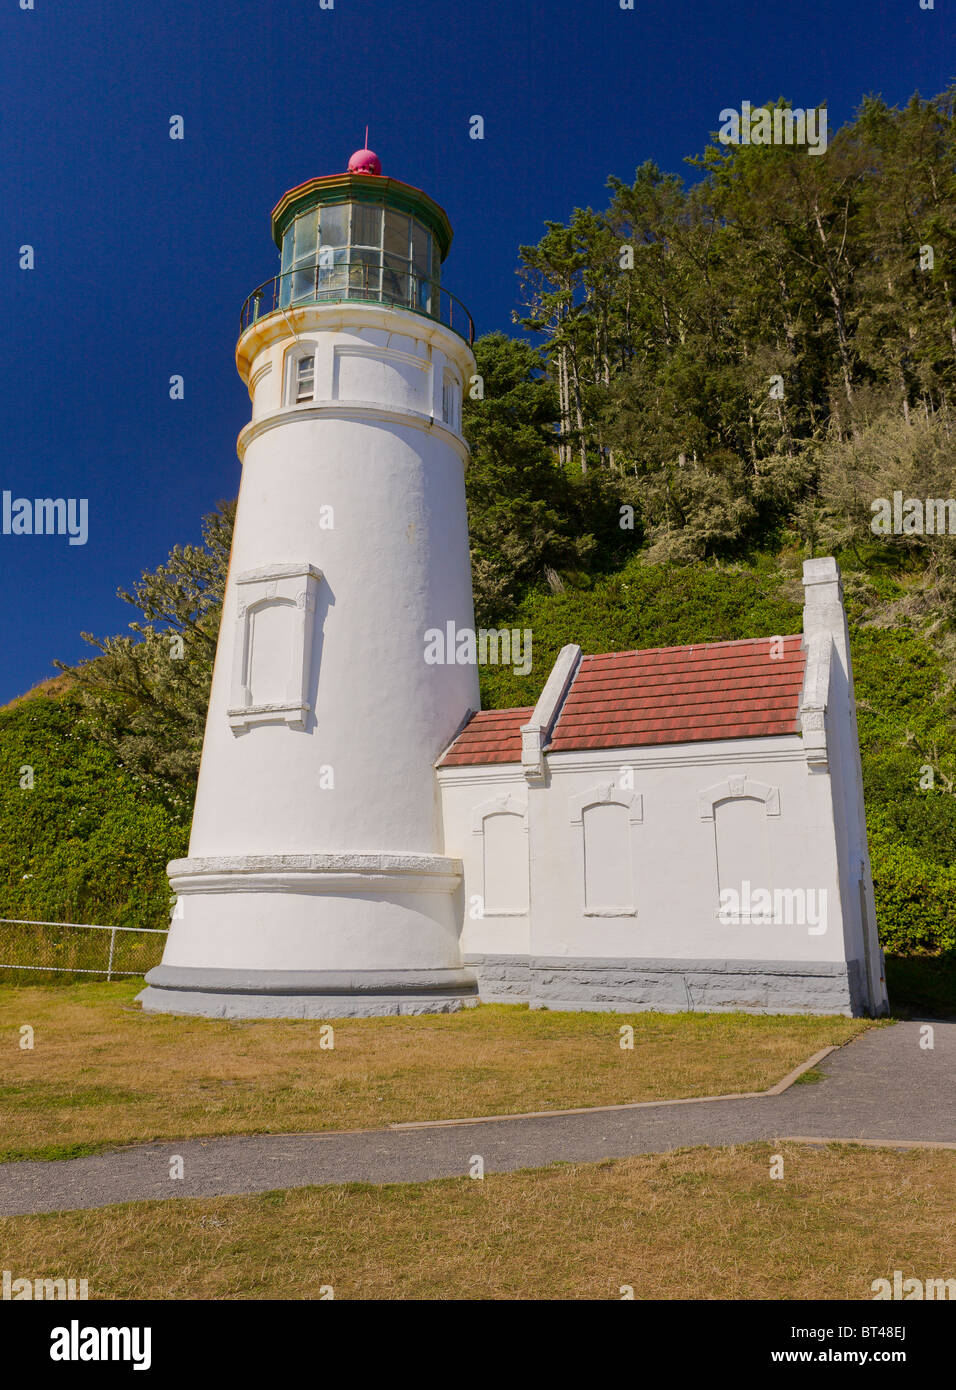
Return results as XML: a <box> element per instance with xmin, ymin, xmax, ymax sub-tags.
<box><xmin>885</xmin><ymin>953</ymin><xmax>956</xmax><ymax>1018</ymax></box>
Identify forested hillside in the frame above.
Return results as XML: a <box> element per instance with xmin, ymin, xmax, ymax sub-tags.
<box><xmin>466</xmin><ymin>90</ymin><xmax>956</xmax><ymax>624</ymax></box>
<box><xmin>3</xmin><ymin>92</ymin><xmax>955</xmax><ymax>1008</ymax></box>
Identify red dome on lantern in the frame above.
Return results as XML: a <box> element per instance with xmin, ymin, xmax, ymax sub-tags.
<box><xmin>347</xmin><ymin>147</ymin><xmax>381</xmax><ymax>176</ymax></box>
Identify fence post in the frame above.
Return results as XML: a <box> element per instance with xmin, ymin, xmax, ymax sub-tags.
<box><xmin>106</xmin><ymin>926</ymin><xmax>116</xmax><ymax>982</ymax></box>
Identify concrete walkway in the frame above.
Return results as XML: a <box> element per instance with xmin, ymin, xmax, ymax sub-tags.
<box><xmin>1</xmin><ymin>1019</ymin><xmax>953</xmax><ymax>1217</ymax></box>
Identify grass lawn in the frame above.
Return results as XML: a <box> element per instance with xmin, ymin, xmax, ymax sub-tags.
<box><xmin>0</xmin><ymin>981</ymin><xmax>872</xmax><ymax>1162</ymax></box>
<box><xmin>0</xmin><ymin>1142</ymin><xmax>951</xmax><ymax>1300</ymax></box>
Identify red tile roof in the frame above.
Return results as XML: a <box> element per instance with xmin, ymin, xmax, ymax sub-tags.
<box><xmin>438</xmin><ymin>707</ymin><xmax>534</xmax><ymax>767</ymax></box>
<box><xmin>437</xmin><ymin>636</ymin><xmax>806</xmax><ymax>767</ymax></box>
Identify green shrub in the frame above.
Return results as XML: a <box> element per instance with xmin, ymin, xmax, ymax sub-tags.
<box><xmin>478</xmin><ymin>556</ymin><xmax>801</xmax><ymax>708</ymax></box>
<box><xmin>0</xmin><ymin>694</ymin><xmax>185</xmax><ymax>931</ymax></box>
<box><xmin>867</xmin><ymin>817</ymin><xmax>956</xmax><ymax>956</ymax></box>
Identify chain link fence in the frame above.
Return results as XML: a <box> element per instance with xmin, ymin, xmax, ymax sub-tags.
<box><xmin>0</xmin><ymin>918</ymin><xmax>167</xmax><ymax>981</ymax></box>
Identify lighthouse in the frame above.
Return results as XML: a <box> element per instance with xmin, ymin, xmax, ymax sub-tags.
<box><xmin>139</xmin><ymin>148</ymin><xmax>481</xmax><ymax>1018</ymax></box>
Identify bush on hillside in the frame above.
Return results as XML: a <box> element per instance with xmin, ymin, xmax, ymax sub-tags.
<box><xmin>868</xmin><ymin>818</ymin><xmax>956</xmax><ymax>956</ymax></box>
<box><xmin>0</xmin><ymin>694</ymin><xmax>183</xmax><ymax>933</ymax></box>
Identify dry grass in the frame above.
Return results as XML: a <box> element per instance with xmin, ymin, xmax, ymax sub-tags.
<box><xmin>0</xmin><ymin>1143</ymin><xmax>952</xmax><ymax>1299</ymax></box>
<box><xmin>0</xmin><ymin>673</ymin><xmax>75</xmax><ymax>711</ymax></box>
<box><xmin>0</xmin><ymin>981</ymin><xmax>872</xmax><ymax>1161</ymax></box>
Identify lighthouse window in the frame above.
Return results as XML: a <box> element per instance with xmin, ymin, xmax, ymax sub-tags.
<box><xmin>411</xmin><ymin>222</ymin><xmax>431</xmax><ymax>310</ymax></box>
<box><xmin>320</xmin><ymin>202</ymin><xmax>349</xmax><ymax>249</ymax></box>
<box><xmin>384</xmin><ymin>210</ymin><xmax>410</xmax><ymax>259</ymax></box>
<box><xmin>351</xmin><ymin>247</ymin><xmax>381</xmax><ymax>295</ymax></box>
<box><xmin>352</xmin><ymin>203</ymin><xmax>382</xmax><ymax>249</ymax></box>
<box><xmin>292</xmin><ymin>267</ymin><xmax>316</xmax><ymax>303</ymax></box>
<box><xmin>412</xmin><ymin>221</ymin><xmax>429</xmax><ymax>274</ymax></box>
<box><xmin>294</xmin><ymin>209</ymin><xmax>318</xmax><ymax>262</ymax></box>
<box><xmin>295</xmin><ymin>354</ymin><xmax>315</xmax><ymax>403</ymax></box>
<box><xmin>383</xmin><ymin>252</ymin><xmax>409</xmax><ymax>302</ymax></box>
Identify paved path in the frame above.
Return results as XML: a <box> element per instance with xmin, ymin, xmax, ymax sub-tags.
<box><xmin>1</xmin><ymin>1020</ymin><xmax>953</xmax><ymax>1217</ymax></box>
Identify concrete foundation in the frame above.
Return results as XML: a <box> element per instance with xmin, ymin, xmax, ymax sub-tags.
<box><xmin>138</xmin><ymin>965</ymin><xmax>479</xmax><ymax>1019</ymax></box>
<box><xmin>464</xmin><ymin>955</ymin><xmax>860</xmax><ymax>1016</ymax></box>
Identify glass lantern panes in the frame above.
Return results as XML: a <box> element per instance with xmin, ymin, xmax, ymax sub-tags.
<box><xmin>319</xmin><ymin>246</ymin><xmax>348</xmax><ymax>295</ymax></box>
<box><xmin>351</xmin><ymin>247</ymin><xmax>381</xmax><ymax>296</ymax></box>
<box><xmin>411</xmin><ymin>221</ymin><xmax>429</xmax><ymax>274</ymax></box>
<box><xmin>411</xmin><ymin>222</ymin><xmax>430</xmax><ymax>311</ymax></box>
<box><xmin>384</xmin><ymin>210</ymin><xmax>409</xmax><ymax>258</ymax></box>
<box><xmin>294</xmin><ymin>209</ymin><xmax>318</xmax><ymax>263</ymax></box>
<box><xmin>320</xmin><ymin>202</ymin><xmax>349</xmax><ymax>249</ymax></box>
<box><xmin>352</xmin><ymin>203</ymin><xmax>382</xmax><ymax>249</ymax></box>
<box><xmin>276</xmin><ymin>201</ymin><xmax>439</xmax><ymax>317</ymax></box>
<box><xmin>292</xmin><ymin>266</ymin><xmax>316</xmax><ymax>303</ymax></box>
<box><xmin>382</xmin><ymin>253</ymin><xmax>408</xmax><ymax>306</ymax></box>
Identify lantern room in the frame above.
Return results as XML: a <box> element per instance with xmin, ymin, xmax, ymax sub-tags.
<box><xmin>238</xmin><ymin>148</ymin><xmax>472</xmax><ymax>341</ymax></box>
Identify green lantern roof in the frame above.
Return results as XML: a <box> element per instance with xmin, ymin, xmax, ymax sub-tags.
<box><xmin>271</xmin><ymin>173</ymin><xmax>454</xmax><ymax>262</ymax></box>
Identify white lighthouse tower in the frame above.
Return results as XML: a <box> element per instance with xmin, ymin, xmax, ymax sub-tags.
<box><xmin>139</xmin><ymin>147</ymin><xmax>481</xmax><ymax>1017</ymax></box>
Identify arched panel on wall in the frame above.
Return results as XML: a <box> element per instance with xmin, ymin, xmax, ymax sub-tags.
<box><xmin>569</xmin><ymin>784</ymin><xmax>643</xmax><ymax>917</ymax></box>
<box><xmin>227</xmin><ymin>563</ymin><xmax>323</xmax><ymax>733</ymax></box>
<box><xmin>713</xmin><ymin>797</ymin><xmax>771</xmax><ymax>901</ymax></box>
<box><xmin>247</xmin><ymin>599</ymin><xmax>297</xmax><ymax>707</ymax></box>
<box><xmin>698</xmin><ymin>775</ymin><xmax>780</xmax><ymax>914</ymax></box>
<box><xmin>472</xmin><ymin>795</ymin><xmax>529</xmax><ymax>916</ymax></box>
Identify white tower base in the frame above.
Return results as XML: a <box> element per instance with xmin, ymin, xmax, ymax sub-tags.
<box><xmin>139</xmin><ymin>852</ymin><xmax>478</xmax><ymax>1018</ymax></box>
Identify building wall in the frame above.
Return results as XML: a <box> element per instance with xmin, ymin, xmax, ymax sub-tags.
<box><xmin>440</xmin><ymin>768</ymin><xmax>531</xmax><ymax>1000</ymax></box>
<box><xmin>802</xmin><ymin>559</ymin><xmax>888</xmax><ymax>1015</ymax></box>
<box><xmin>438</xmin><ymin>733</ymin><xmax>864</xmax><ymax>1014</ymax></box>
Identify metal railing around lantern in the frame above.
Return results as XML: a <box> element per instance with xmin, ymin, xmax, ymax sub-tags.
<box><xmin>239</xmin><ymin>261</ymin><xmax>475</xmax><ymax>344</ymax></box>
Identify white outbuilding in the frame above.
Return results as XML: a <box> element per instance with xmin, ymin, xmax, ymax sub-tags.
<box><xmin>438</xmin><ymin>556</ymin><xmax>887</xmax><ymax>1017</ymax></box>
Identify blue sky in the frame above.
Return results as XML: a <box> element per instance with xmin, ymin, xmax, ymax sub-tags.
<box><xmin>0</xmin><ymin>0</ymin><xmax>951</xmax><ymax>702</ymax></box>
